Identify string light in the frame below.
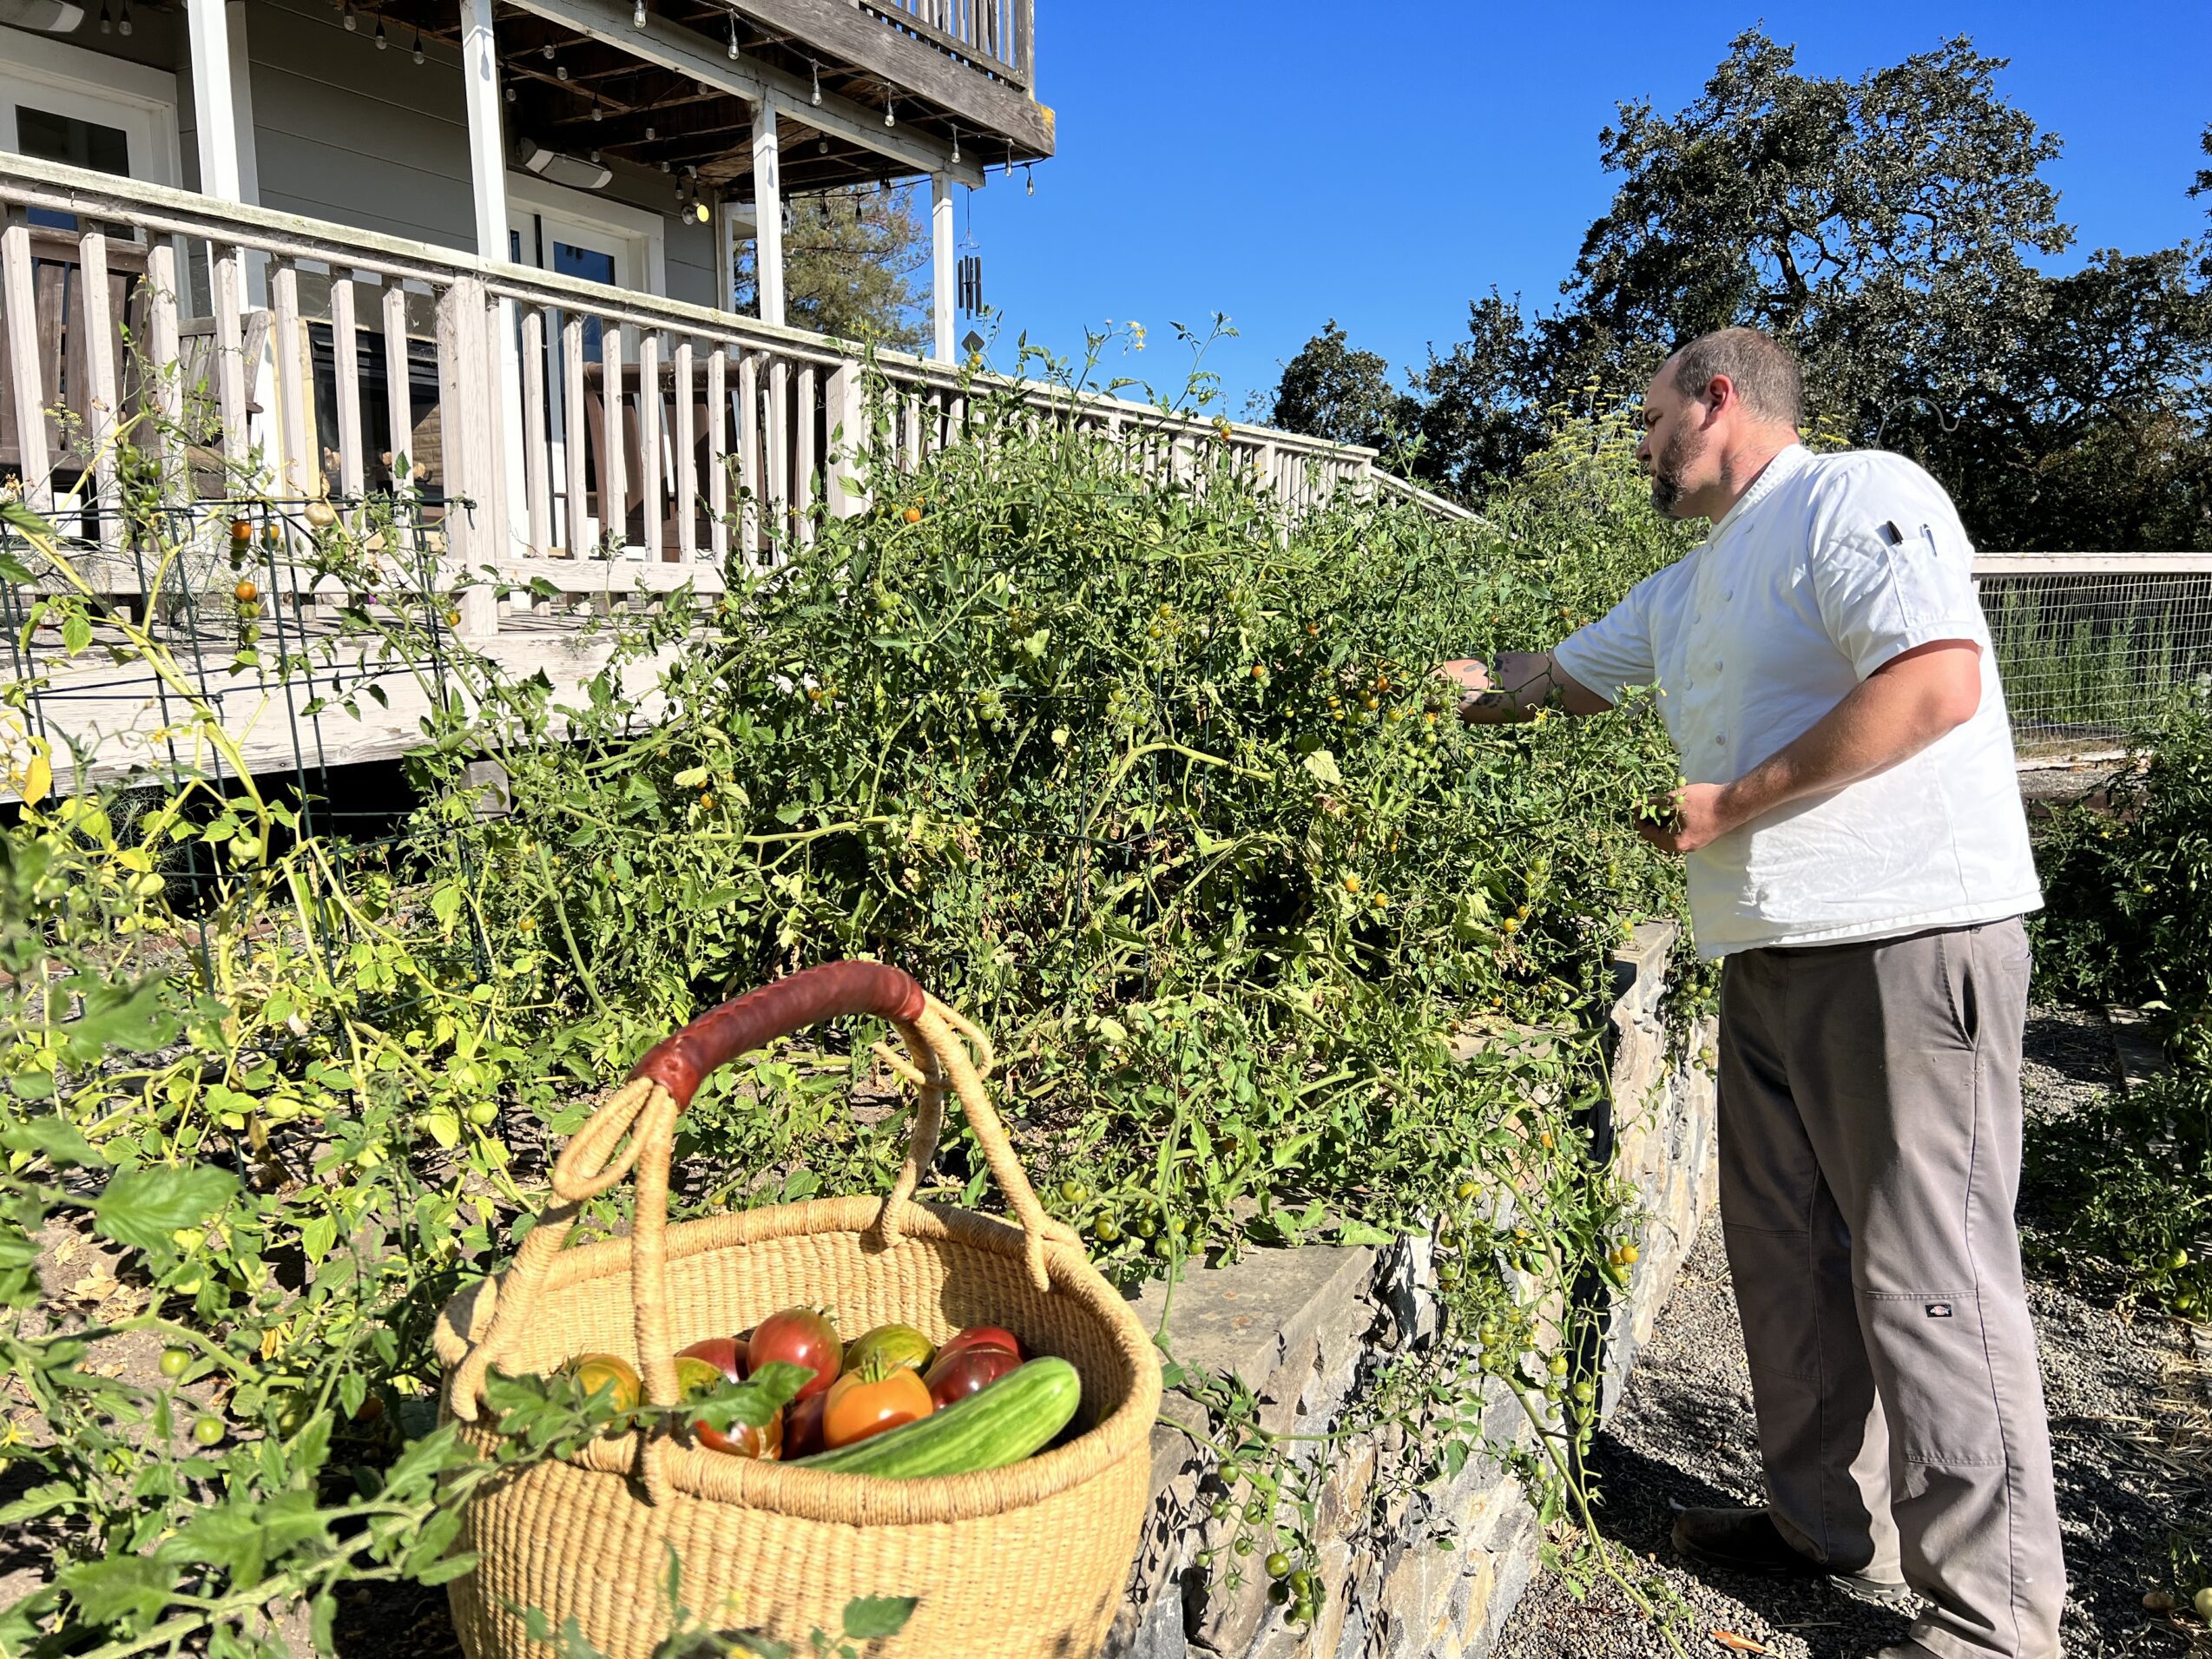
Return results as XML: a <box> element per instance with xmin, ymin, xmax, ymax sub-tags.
<box><xmin>543</xmin><ymin>41</ymin><xmax>555</xmax><ymax>56</ymax></box>
<box><xmin>884</xmin><ymin>93</ymin><xmax>895</xmax><ymax>128</ymax></box>
<box><xmin>504</xmin><ymin>84</ymin><xmax>516</xmax><ymax>102</ymax></box>
<box><xmin>373</xmin><ymin>16</ymin><xmax>387</xmax><ymax>49</ymax></box>
<box><xmin>590</xmin><ymin>94</ymin><xmax>602</xmax><ymax>121</ymax></box>
<box><xmin>1024</xmin><ymin>162</ymin><xmax>1034</xmax><ymax>196</ymax></box>
<box><xmin>341</xmin><ymin>2</ymin><xmax>355</xmax><ymax>29</ymax></box>
<box><xmin>632</xmin><ymin>0</ymin><xmax>646</xmax><ymax>25</ymax></box>
<box><xmin>643</xmin><ymin>123</ymin><xmax>655</xmax><ymax>141</ymax></box>
<box><xmin>951</xmin><ymin>123</ymin><xmax>959</xmax><ymax>164</ymax></box>
<box><xmin>410</xmin><ymin>24</ymin><xmax>424</xmax><ymax>61</ymax></box>
<box><xmin>97</xmin><ymin>1</ymin><xmax>110</xmax><ymax>30</ymax></box>
<box><xmin>809</xmin><ymin>59</ymin><xmax>821</xmax><ymax>106</ymax></box>
<box><xmin>115</xmin><ymin>1</ymin><xmax>130</xmax><ymax>35</ymax></box>
<box><xmin>726</xmin><ymin>11</ymin><xmax>739</xmax><ymax>58</ymax></box>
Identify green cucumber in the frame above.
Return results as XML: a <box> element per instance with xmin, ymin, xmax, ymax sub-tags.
<box><xmin>791</xmin><ymin>1357</ymin><xmax>1081</xmax><ymax>1478</ymax></box>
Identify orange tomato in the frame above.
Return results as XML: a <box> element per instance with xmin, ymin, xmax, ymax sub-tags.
<box><xmin>902</xmin><ymin>504</ymin><xmax>923</xmax><ymax>523</ymax></box>
<box><xmin>234</xmin><ymin>579</ymin><xmax>259</xmax><ymax>603</ymax></box>
<box><xmin>821</xmin><ymin>1362</ymin><xmax>933</xmax><ymax>1449</ymax></box>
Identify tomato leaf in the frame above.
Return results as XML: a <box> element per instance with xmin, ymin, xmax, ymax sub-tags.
<box><xmin>90</xmin><ymin>1165</ymin><xmax>238</xmax><ymax>1253</ymax></box>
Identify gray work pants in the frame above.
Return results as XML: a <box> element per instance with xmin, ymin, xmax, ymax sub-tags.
<box><xmin>1715</xmin><ymin>918</ymin><xmax>2064</xmax><ymax>1659</ymax></box>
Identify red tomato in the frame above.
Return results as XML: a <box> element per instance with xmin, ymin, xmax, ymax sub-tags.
<box><xmin>696</xmin><ymin>1407</ymin><xmax>783</xmax><ymax>1460</ymax></box>
<box><xmin>784</xmin><ymin>1390</ymin><xmax>827</xmax><ymax>1458</ymax></box>
<box><xmin>748</xmin><ymin>1308</ymin><xmax>842</xmax><ymax>1403</ymax></box>
<box><xmin>677</xmin><ymin>1335</ymin><xmax>746</xmax><ymax>1382</ymax></box>
<box><xmin>922</xmin><ymin>1343</ymin><xmax>1022</xmax><ymax>1410</ymax></box>
<box><xmin>821</xmin><ymin>1365</ymin><xmax>934</xmax><ymax>1449</ymax></box>
<box><xmin>937</xmin><ymin>1326</ymin><xmax>1025</xmax><ymax>1367</ymax></box>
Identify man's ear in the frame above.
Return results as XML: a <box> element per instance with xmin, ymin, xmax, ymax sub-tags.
<box><xmin>1701</xmin><ymin>372</ymin><xmax>1736</xmax><ymax>425</ymax></box>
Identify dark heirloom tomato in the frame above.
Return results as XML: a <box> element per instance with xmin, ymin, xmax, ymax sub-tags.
<box><xmin>696</xmin><ymin>1409</ymin><xmax>783</xmax><ymax>1459</ymax></box>
<box><xmin>922</xmin><ymin>1343</ymin><xmax>1022</xmax><ymax>1409</ymax></box>
<box><xmin>677</xmin><ymin>1335</ymin><xmax>746</xmax><ymax>1382</ymax></box>
<box><xmin>784</xmin><ymin>1390</ymin><xmax>828</xmax><ymax>1458</ymax></box>
<box><xmin>747</xmin><ymin>1308</ymin><xmax>843</xmax><ymax>1402</ymax></box>
<box><xmin>936</xmin><ymin>1326</ymin><xmax>1024</xmax><ymax>1367</ymax></box>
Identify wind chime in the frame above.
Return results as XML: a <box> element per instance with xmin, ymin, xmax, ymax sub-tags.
<box><xmin>956</xmin><ymin>181</ymin><xmax>983</xmax><ymax>317</ymax></box>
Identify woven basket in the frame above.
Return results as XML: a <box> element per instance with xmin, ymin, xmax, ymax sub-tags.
<box><xmin>432</xmin><ymin>962</ymin><xmax>1162</xmax><ymax>1659</ymax></box>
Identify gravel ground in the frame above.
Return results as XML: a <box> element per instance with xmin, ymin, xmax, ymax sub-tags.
<box><xmin>1497</xmin><ymin>1007</ymin><xmax>2212</xmax><ymax>1659</ymax></box>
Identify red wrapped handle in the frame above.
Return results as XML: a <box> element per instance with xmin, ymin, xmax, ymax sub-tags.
<box><xmin>626</xmin><ymin>960</ymin><xmax>929</xmax><ymax>1109</ymax></box>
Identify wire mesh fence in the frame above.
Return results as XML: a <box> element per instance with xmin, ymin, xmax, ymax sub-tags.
<box><xmin>1975</xmin><ymin>555</ymin><xmax>2212</xmax><ymax>760</ymax></box>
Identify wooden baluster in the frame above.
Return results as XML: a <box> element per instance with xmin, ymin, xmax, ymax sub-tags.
<box><xmin>826</xmin><ymin>360</ymin><xmax>867</xmax><ymax>519</ymax></box>
<box><xmin>766</xmin><ymin>356</ymin><xmax>789</xmax><ymax>556</ymax></box>
<box><xmin>637</xmin><ymin>328</ymin><xmax>662</xmax><ymax>561</ymax></box>
<box><xmin>737</xmin><ymin>349</ymin><xmax>760</xmax><ymax>561</ymax></box>
<box><xmin>434</xmin><ymin>279</ymin><xmax>473</xmax><ymax>562</ymax></box>
<box><xmin>562</xmin><ymin>313</ymin><xmax>587</xmax><ymax>555</ymax></box>
<box><xmin>332</xmin><ymin>275</ymin><xmax>366</xmax><ymax>499</ymax></box>
<box><xmin>3</xmin><ymin>210</ymin><xmax>56</xmax><ymax>515</ymax></box>
<box><xmin>382</xmin><ymin>281</ymin><xmax>411</xmax><ymax>492</ymax></box>
<box><xmin>901</xmin><ymin>391</ymin><xmax>920</xmax><ymax>473</ymax></box>
<box><xmin>794</xmin><ymin>362</ymin><xmax>816</xmax><ymax>547</ymax></box>
<box><xmin>479</xmin><ymin>287</ymin><xmax>511</xmax><ymax>560</ymax></box>
<box><xmin>78</xmin><ymin>231</ymin><xmax>122</xmax><ymax>549</ymax></box>
<box><xmin>673</xmin><ymin>337</ymin><xmax>696</xmax><ymax>563</ymax></box>
<box><xmin>601</xmin><ymin>321</ymin><xmax>626</xmax><ymax>555</ymax></box>
<box><xmin>271</xmin><ymin>261</ymin><xmax>313</xmax><ymax>499</ymax></box>
<box><xmin>521</xmin><ymin>306</ymin><xmax>550</xmax><ymax>555</ymax></box>
<box><xmin>706</xmin><ymin>343</ymin><xmax>728</xmax><ymax>564</ymax></box>
<box><xmin>147</xmin><ymin>241</ymin><xmax>184</xmax><ymax>502</ymax></box>
<box><xmin>212</xmin><ymin>245</ymin><xmax>251</xmax><ymax>474</ymax></box>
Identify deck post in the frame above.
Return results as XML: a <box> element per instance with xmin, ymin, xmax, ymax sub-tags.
<box><xmin>752</xmin><ymin>95</ymin><xmax>784</xmax><ymax>328</ymax></box>
<box><xmin>931</xmin><ymin>173</ymin><xmax>954</xmax><ymax>364</ymax></box>
<box><xmin>826</xmin><ymin>360</ymin><xmax>868</xmax><ymax>519</ymax></box>
<box><xmin>186</xmin><ymin>0</ymin><xmax>244</xmax><ymax>202</ymax></box>
<box><xmin>459</xmin><ymin>0</ymin><xmax>527</xmax><ymax>556</ymax></box>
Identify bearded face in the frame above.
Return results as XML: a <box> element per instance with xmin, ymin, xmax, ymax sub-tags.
<box><xmin>1647</xmin><ymin>418</ymin><xmax>1704</xmax><ymax>517</ymax></box>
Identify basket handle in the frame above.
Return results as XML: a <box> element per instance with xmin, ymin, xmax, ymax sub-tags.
<box><xmin>445</xmin><ymin>964</ymin><xmax>1070</xmax><ymax>1459</ymax></box>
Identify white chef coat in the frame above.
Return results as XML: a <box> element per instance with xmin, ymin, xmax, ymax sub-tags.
<box><xmin>1551</xmin><ymin>444</ymin><xmax>2043</xmax><ymax>958</ymax></box>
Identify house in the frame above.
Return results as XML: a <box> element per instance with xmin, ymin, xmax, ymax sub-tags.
<box><xmin>0</xmin><ymin>0</ymin><xmax>1431</xmax><ymax>797</ymax></box>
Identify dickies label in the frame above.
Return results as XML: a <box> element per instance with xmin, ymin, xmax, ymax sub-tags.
<box><xmin>1925</xmin><ymin>1301</ymin><xmax>1954</xmax><ymax>1319</ymax></box>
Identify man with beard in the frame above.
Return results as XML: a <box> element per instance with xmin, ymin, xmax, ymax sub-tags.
<box><xmin>1441</xmin><ymin>327</ymin><xmax>2061</xmax><ymax>1659</ymax></box>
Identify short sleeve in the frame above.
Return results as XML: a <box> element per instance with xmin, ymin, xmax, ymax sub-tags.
<box><xmin>1552</xmin><ymin>582</ymin><xmax>1658</xmax><ymax>705</ymax></box>
<box><xmin>1809</xmin><ymin>480</ymin><xmax>1988</xmax><ymax>681</ymax></box>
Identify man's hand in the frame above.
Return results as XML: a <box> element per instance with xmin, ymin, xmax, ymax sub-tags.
<box><xmin>1437</xmin><ymin>652</ymin><xmax>1603</xmax><ymax>723</ymax></box>
<box><xmin>1635</xmin><ymin>782</ymin><xmax>1739</xmax><ymax>854</ymax></box>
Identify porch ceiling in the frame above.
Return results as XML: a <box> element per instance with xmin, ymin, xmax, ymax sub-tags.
<box><xmin>365</xmin><ymin>0</ymin><xmax>1048</xmax><ymax>199</ymax></box>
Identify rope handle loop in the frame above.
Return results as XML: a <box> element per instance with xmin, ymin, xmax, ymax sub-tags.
<box><xmin>444</xmin><ymin>963</ymin><xmax>1062</xmax><ymax>1488</ymax></box>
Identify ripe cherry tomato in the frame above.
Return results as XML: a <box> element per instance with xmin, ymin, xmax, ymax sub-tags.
<box><xmin>747</xmin><ymin>1307</ymin><xmax>842</xmax><ymax>1402</ymax></box>
<box><xmin>922</xmin><ymin>1342</ymin><xmax>1021</xmax><ymax>1410</ymax></box>
<box><xmin>821</xmin><ymin>1363</ymin><xmax>933</xmax><ymax>1450</ymax></box>
<box><xmin>936</xmin><ymin>1326</ymin><xmax>1024</xmax><ymax>1368</ymax></box>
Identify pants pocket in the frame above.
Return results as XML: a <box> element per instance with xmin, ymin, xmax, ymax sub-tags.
<box><xmin>1857</xmin><ymin>1290</ymin><xmax>2006</xmax><ymax>1466</ymax></box>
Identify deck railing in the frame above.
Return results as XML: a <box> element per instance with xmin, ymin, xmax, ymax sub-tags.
<box><xmin>0</xmin><ymin>151</ymin><xmax>1417</xmax><ymax>643</ymax></box>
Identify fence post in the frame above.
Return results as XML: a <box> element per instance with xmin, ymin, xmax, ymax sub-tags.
<box><xmin>826</xmin><ymin>361</ymin><xmax>869</xmax><ymax>519</ymax></box>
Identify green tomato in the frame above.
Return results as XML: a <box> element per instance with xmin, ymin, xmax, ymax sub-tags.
<box><xmin>2168</xmin><ymin>1248</ymin><xmax>2190</xmax><ymax>1271</ymax></box>
<box><xmin>1453</xmin><ymin>1180</ymin><xmax>1478</xmax><ymax>1201</ymax></box>
<box><xmin>2195</xmin><ymin>1586</ymin><xmax>2212</xmax><ymax>1622</ymax></box>
<box><xmin>1547</xmin><ymin>1353</ymin><xmax>1570</xmax><ymax>1377</ymax></box>
<box><xmin>191</xmin><ymin>1414</ymin><xmax>226</xmax><ymax>1447</ymax></box>
<box><xmin>1265</xmin><ymin>1551</ymin><xmax>1292</xmax><ymax>1579</ymax></box>
<box><xmin>1059</xmin><ymin>1180</ymin><xmax>1089</xmax><ymax>1205</ymax></box>
<box><xmin>467</xmin><ymin>1102</ymin><xmax>500</xmax><ymax>1128</ymax></box>
<box><xmin>159</xmin><ymin>1346</ymin><xmax>192</xmax><ymax>1379</ymax></box>
<box><xmin>1091</xmin><ymin>1216</ymin><xmax>1122</xmax><ymax>1244</ymax></box>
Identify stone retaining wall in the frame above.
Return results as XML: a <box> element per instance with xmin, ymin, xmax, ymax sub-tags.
<box><xmin>1106</xmin><ymin>923</ymin><xmax>1719</xmax><ymax>1659</ymax></box>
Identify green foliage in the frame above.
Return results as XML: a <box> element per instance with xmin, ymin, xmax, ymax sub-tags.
<box><xmin>742</xmin><ymin>184</ymin><xmax>930</xmax><ymax>352</ymax></box>
<box><xmin>0</xmin><ymin>363</ymin><xmax>1698</xmax><ymax>1652</ymax></box>
<box><xmin>1268</xmin><ymin>319</ymin><xmax>1413</xmax><ymax>454</ymax></box>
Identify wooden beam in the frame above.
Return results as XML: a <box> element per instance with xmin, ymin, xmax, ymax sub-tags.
<box><xmin>186</xmin><ymin>0</ymin><xmax>245</xmax><ymax>201</ymax></box>
<box><xmin>752</xmin><ymin>95</ymin><xmax>783</xmax><ymax>326</ymax></box>
<box><xmin>460</xmin><ymin>0</ymin><xmax>512</xmax><ymax>261</ymax></box>
<box><xmin>500</xmin><ymin>0</ymin><xmax>984</xmax><ymax>184</ymax></box>
<box><xmin>728</xmin><ymin>0</ymin><xmax>1051</xmax><ymax>153</ymax></box>
<box><xmin>930</xmin><ymin>170</ymin><xmax>951</xmax><ymax>363</ymax></box>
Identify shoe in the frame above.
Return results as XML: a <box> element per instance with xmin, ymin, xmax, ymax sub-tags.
<box><xmin>1671</xmin><ymin>1504</ymin><xmax>1916</xmax><ymax>1610</ymax></box>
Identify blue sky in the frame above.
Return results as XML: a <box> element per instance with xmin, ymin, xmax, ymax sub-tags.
<box><xmin>962</xmin><ymin>0</ymin><xmax>2212</xmax><ymax>415</ymax></box>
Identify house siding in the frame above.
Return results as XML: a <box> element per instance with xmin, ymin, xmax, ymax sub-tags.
<box><xmin>241</xmin><ymin>0</ymin><xmax>720</xmax><ymax>305</ymax></box>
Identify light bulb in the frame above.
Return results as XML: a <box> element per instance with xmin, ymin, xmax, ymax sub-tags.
<box><xmin>556</xmin><ymin>64</ymin><xmax>568</xmax><ymax>79</ymax></box>
<box><xmin>97</xmin><ymin>1</ymin><xmax>110</xmax><ymax>30</ymax></box>
<box><xmin>116</xmin><ymin>2</ymin><xmax>131</xmax><ymax>35</ymax></box>
<box><xmin>342</xmin><ymin>5</ymin><xmax>355</xmax><ymax>30</ymax></box>
<box><xmin>504</xmin><ymin>84</ymin><xmax>516</xmax><ymax>102</ymax></box>
<box><xmin>591</xmin><ymin>99</ymin><xmax>602</xmax><ymax>121</ymax></box>
<box><xmin>542</xmin><ymin>42</ymin><xmax>555</xmax><ymax>57</ymax></box>
<box><xmin>410</xmin><ymin>27</ymin><xmax>424</xmax><ymax>61</ymax></box>
<box><xmin>374</xmin><ymin>17</ymin><xmax>387</xmax><ymax>49</ymax></box>
<box><xmin>727</xmin><ymin>14</ymin><xmax>738</xmax><ymax>57</ymax></box>
<box><xmin>632</xmin><ymin>0</ymin><xmax>646</xmax><ymax>25</ymax></box>
<box><xmin>884</xmin><ymin>96</ymin><xmax>894</xmax><ymax>128</ymax></box>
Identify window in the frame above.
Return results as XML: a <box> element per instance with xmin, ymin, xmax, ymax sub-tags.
<box><xmin>14</xmin><ymin>105</ymin><xmax>131</xmax><ymax>231</ymax></box>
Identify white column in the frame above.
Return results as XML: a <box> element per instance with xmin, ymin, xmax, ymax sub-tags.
<box><xmin>186</xmin><ymin>0</ymin><xmax>243</xmax><ymax>201</ymax></box>
<box><xmin>458</xmin><ymin>0</ymin><xmax>527</xmax><ymax>553</ymax></box>
<box><xmin>931</xmin><ymin>173</ymin><xmax>954</xmax><ymax>363</ymax></box>
<box><xmin>752</xmin><ymin>95</ymin><xmax>783</xmax><ymax>327</ymax></box>
<box><xmin>459</xmin><ymin>0</ymin><xmax>510</xmax><ymax>260</ymax></box>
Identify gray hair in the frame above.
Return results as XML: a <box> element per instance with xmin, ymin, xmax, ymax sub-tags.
<box><xmin>1668</xmin><ymin>327</ymin><xmax>1802</xmax><ymax>429</ymax></box>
